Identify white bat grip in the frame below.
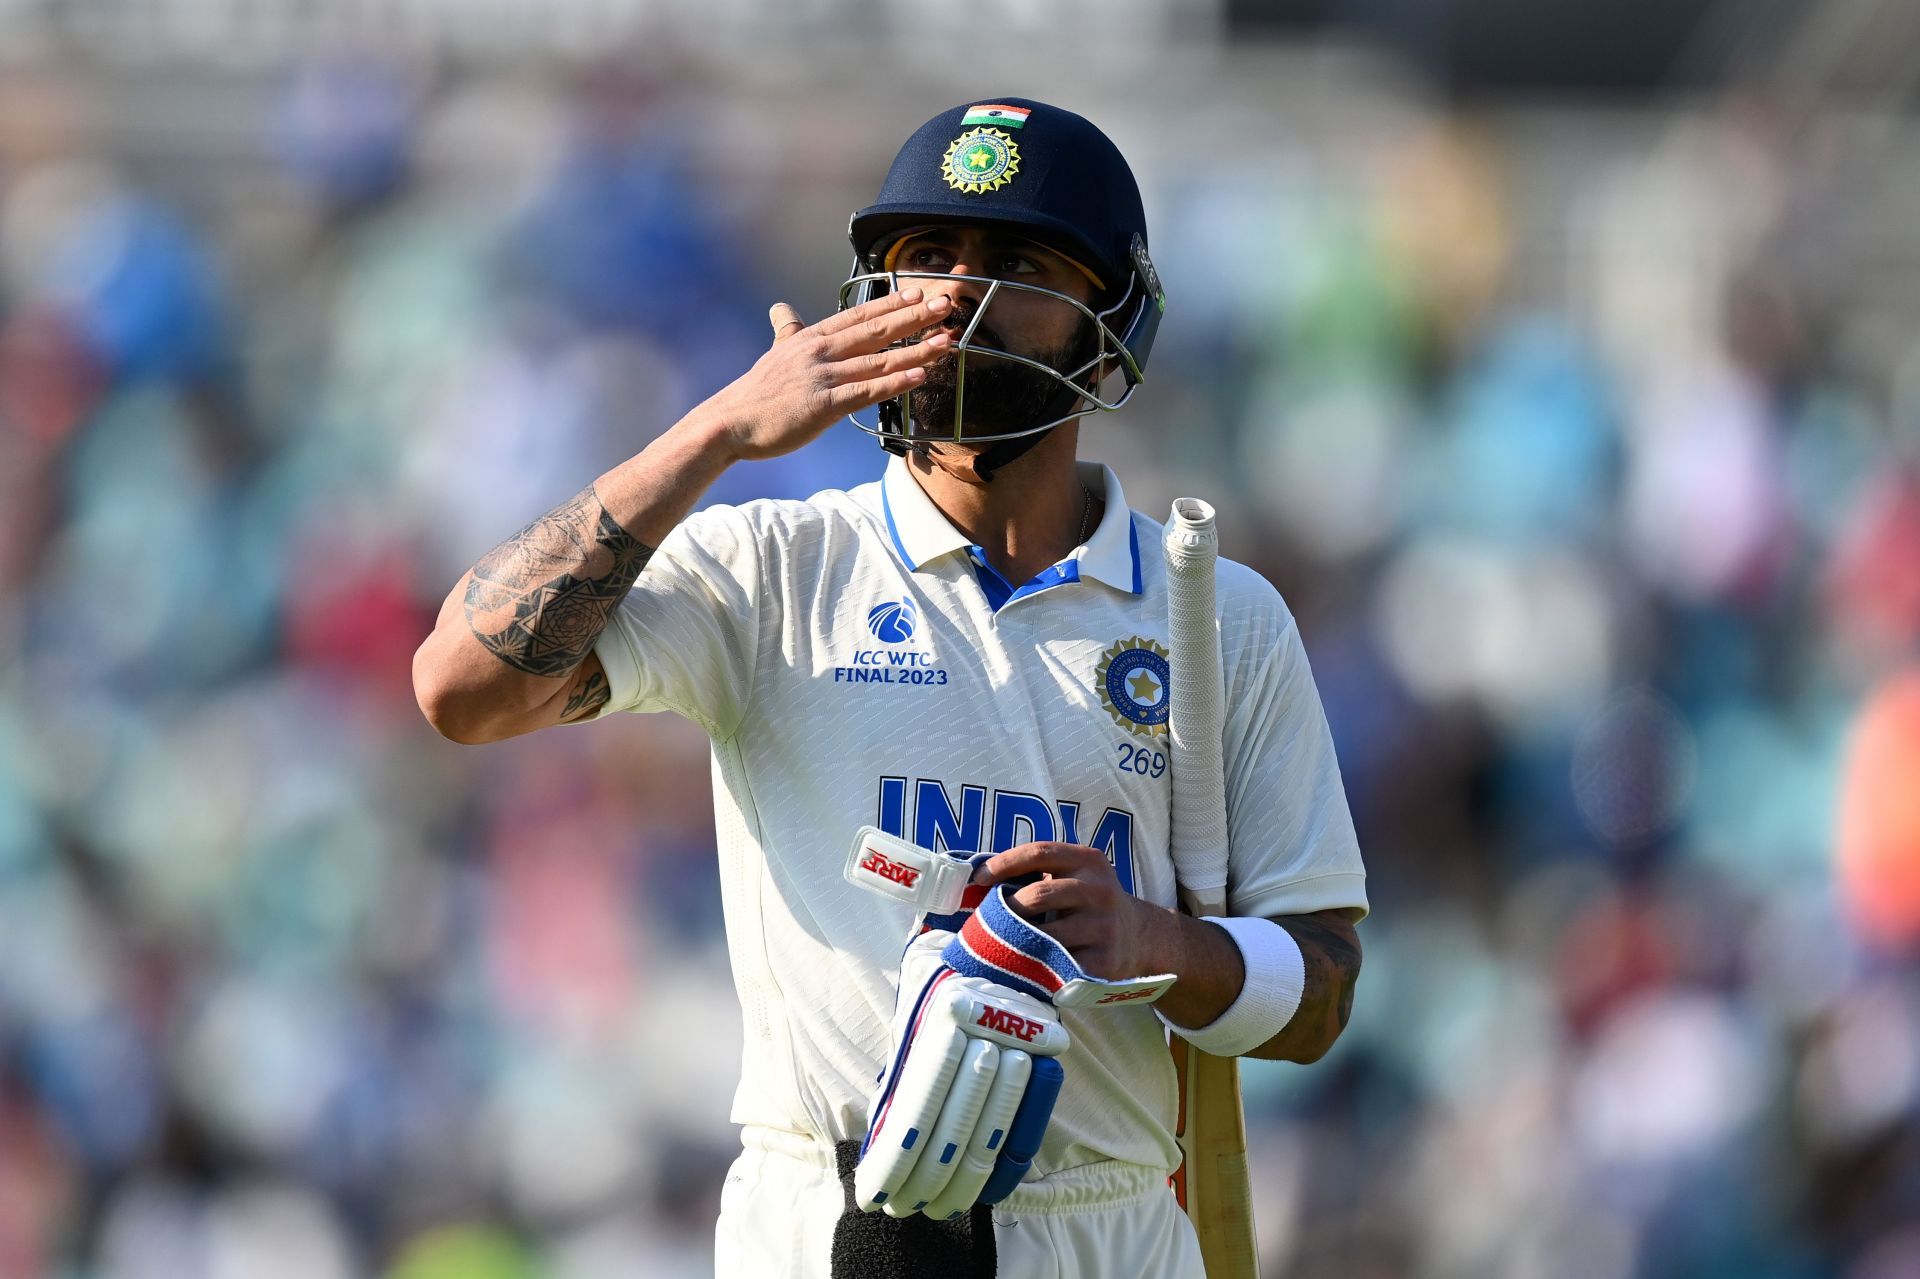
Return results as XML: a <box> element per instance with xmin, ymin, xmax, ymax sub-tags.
<box><xmin>1165</xmin><ymin>499</ymin><xmax>1230</xmax><ymax>908</ymax></box>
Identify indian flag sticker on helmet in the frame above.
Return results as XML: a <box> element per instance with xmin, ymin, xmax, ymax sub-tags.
<box><xmin>942</xmin><ymin>128</ymin><xmax>1021</xmax><ymax>194</ymax></box>
<box><xmin>961</xmin><ymin>104</ymin><xmax>1031</xmax><ymax>129</ymax></box>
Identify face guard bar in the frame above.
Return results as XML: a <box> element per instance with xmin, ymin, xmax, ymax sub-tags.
<box><xmin>836</xmin><ymin>267</ymin><xmax>1151</xmax><ymax>448</ymax></box>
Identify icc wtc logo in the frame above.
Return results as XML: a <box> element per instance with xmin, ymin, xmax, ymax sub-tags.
<box><xmin>867</xmin><ymin>600</ymin><xmax>917</xmax><ymax>644</ymax></box>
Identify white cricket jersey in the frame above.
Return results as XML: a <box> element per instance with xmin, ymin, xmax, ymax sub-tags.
<box><xmin>589</xmin><ymin>456</ymin><xmax>1367</xmax><ymax>1182</ymax></box>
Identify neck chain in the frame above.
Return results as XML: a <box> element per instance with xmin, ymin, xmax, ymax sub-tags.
<box><xmin>1077</xmin><ymin>484</ymin><xmax>1095</xmax><ymax>545</ymax></box>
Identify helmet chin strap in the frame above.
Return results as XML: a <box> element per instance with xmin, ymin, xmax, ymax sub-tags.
<box><xmin>909</xmin><ymin>433</ymin><xmax>1045</xmax><ymax>485</ymax></box>
<box><xmin>968</xmin><ymin>424</ymin><xmax>1055</xmax><ymax>483</ymax></box>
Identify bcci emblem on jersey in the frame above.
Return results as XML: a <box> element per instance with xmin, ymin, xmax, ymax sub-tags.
<box><xmin>1096</xmin><ymin>638</ymin><xmax>1171</xmax><ymax>736</ymax></box>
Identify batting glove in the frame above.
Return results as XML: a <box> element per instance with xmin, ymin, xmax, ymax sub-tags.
<box><xmin>850</xmin><ymin>856</ymin><xmax>1179</xmax><ymax>1220</ymax></box>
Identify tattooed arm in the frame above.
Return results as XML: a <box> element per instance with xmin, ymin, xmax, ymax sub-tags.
<box><xmin>414</xmin><ymin>288</ymin><xmax>955</xmax><ymax>744</ymax></box>
<box><xmin>1245</xmin><ymin>909</ymin><xmax>1363</xmax><ymax>1063</ymax></box>
<box><xmin>462</xmin><ymin>491</ymin><xmax>654</xmax><ymax>681</ymax></box>
<box><xmin>412</xmin><ymin>418</ymin><xmax>735</xmax><ymax>744</ymax></box>
<box><xmin>1128</xmin><ymin>904</ymin><xmax>1361</xmax><ymax>1065</ymax></box>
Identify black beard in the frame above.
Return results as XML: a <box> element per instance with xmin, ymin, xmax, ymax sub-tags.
<box><xmin>908</xmin><ymin>323</ymin><xmax>1096</xmax><ymax>438</ymax></box>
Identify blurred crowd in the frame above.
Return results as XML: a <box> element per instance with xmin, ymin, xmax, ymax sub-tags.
<box><xmin>1</xmin><ymin>38</ymin><xmax>1918</xmax><ymax>1279</ymax></box>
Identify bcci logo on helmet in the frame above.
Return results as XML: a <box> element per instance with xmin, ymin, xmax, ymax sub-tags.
<box><xmin>941</xmin><ymin>128</ymin><xmax>1021</xmax><ymax>195</ymax></box>
<box><xmin>867</xmin><ymin>600</ymin><xmax>917</xmax><ymax>644</ymax></box>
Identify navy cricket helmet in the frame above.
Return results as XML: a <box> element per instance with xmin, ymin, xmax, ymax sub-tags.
<box><xmin>840</xmin><ymin>98</ymin><xmax>1165</xmax><ymax>471</ymax></box>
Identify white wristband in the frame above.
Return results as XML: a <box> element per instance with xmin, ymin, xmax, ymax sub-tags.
<box><xmin>1159</xmin><ymin>917</ymin><xmax>1306</xmax><ymax>1057</ymax></box>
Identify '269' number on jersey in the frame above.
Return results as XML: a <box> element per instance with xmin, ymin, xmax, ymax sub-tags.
<box><xmin>1114</xmin><ymin>742</ymin><xmax>1167</xmax><ymax>778</ymax></box>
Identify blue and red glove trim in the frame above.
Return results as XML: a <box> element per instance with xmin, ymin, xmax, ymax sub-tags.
<box><xmin>941</xmin><ymin>883</ymin><xmax>1086</xmax><ymax>1005</ymax></box>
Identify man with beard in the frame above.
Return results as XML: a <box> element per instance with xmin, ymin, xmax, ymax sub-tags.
<box><xmin>413</xmin><ymin>99</ymin><xmax>1367</xmax><ymax>1279</ymax></box>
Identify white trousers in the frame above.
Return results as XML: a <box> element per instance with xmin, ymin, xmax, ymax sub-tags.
<box><xmin>714</xmin><ymin>1127</ymin><xmax>1206</xmax><ymax>1279</ymax></box>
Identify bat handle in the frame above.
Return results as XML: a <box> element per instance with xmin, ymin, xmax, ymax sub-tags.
<box><xmin>1164</xmin><ymin>498</ymin><xmax>1218</xmax><ymax>572</ymax></box>
<box><xmin>1179</xmin><ymin>887</ymin><xmax>1228</xmax><ymax>919</ymax></box>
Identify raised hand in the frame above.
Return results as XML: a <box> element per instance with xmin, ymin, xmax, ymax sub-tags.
<box><xmin>704</xmin><ymin>288</ymin><xmax>954</xmax><ymax>461</ymax></box>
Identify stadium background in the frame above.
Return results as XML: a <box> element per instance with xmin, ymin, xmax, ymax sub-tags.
<box><xmin>2</xmin><ymin>1</ymin><xmax>1919</xmax><ymax>1275</ymax></box>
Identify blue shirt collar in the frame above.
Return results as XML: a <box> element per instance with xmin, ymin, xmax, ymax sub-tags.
<box><xmin>879</xmin><ymin>455</ymin><xmax>1142</xmax><ymax>596</ymax></box>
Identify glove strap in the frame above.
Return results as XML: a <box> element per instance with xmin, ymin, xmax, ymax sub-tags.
<box><xmin>845</xmin><ymin>827</ymin><xmax>991</xmax><ymax>931</ymax></box>
<box><xmin>943</xmin><ymin>885</ymin><xmax>1177</xmax><ymax>1010</ymax></box>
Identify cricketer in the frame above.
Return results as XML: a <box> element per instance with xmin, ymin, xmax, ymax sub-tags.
<box><xmin>413</xmin><ymin>97</ymin><xmax>1366</xmax><ymax>1278</ymax></box>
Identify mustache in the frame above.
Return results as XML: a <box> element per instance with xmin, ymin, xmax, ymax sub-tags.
<box><xmin>914</xmin><ymin>308</ymin><xmax>1004</xmax><ymax>350</ymax></box>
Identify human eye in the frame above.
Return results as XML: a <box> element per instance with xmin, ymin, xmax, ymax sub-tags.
<box><xmin>995</xmin><ymin>252</ymin><xmax>1041</xmax><ymax>275</ymax></box>
<box><xmin>901</xmin><ymin>243</ymin><xmax>955</xmax><ymax>272</ymax></box>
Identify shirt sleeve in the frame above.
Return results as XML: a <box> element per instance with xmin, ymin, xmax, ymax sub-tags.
<box><xmin>586</xmin><ymin>502</ymin><xmax>762</xmax><ymax>740</ymax></box>
<box><xmin>1222</xmin><ymin>598</ymin><xmax>1369</xmax><ymax>922</ymax></box>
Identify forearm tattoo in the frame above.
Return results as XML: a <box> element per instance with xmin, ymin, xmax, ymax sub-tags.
<box><xmin>463</xmin><ymin>487</ymin><xmax>655</xmax><ymax>678</ymax></box>
<box><xmin>1282</xmin><ymin>913</ymin><xmax>1362</xmax><ymax>1038</ymax></box>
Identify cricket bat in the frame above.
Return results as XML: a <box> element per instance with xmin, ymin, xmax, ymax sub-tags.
<box><xmin>1164</xmin><ymin>498</ymin><xmax>1259</xmax><ymax>1279</ymax></box>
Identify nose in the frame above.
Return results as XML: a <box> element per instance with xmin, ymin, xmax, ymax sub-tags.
<box><xmin>921</xmin><ymin>261</ymin><xmax>991</xmax><ymax>310</ymax></box>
